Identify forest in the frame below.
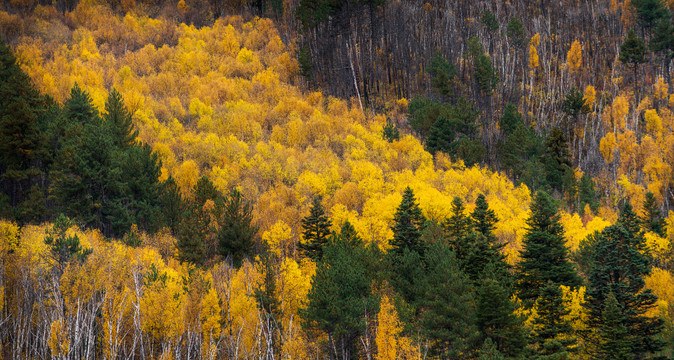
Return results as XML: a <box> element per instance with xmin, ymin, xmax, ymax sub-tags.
<box><xmin>1</xmin><ymin>0</ymin><xmax>674</xmax><ymax>359</ymax></box>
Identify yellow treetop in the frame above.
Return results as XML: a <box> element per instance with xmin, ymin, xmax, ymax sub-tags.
<box><xmin>583</xmin><ymin>85</ymin><xmax>596</xmax><ymax>109</ymax></box>
<box><xmin>654</xmin><ymin>76</ymin><xmax>669</xmax><ymax>100</ymax></box>
<box><xmin>528</xmin><ymin>44</ymin><xmax>539</xmax><ymax>69</ymax></box>
<box><xmin>566</xmin><ymin>40</ymin><xmax>582</xmax><ymax>74</ymax></box>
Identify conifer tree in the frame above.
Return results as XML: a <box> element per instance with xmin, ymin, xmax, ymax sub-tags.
<box><xmin>516</xmin><ymin>191</ymin><xmax>581</xmax><ymax>304</ymax></box>
<box><xmin>578</xmin><ymin>173</ymin><xmax>599</xmax><ymax>214</ymax></box>
<box><xmin>477</xmin><ymin>278</ymin><xmax>527</xmax><ymax>358</ymax></box>
<box><xmin>641</xmin><ymin>192</ymin><xmax>666</xmax><ymax>237</ymax></box>
<box><xmin>583</xmin><ymin>202</ymin><xmax>664</xmax><ymax>358</ymax></box>
<box><xmin>619</xmin><ymin>29</ymin><xmax>648</xmax><ymax>104</ymax></box>
<box><xmin>471</xmin><ymin>194</ymin><xmax>498</xmax><ymax>239</ymax></box>
<box><xmin>104</xmin><ymin>88</ymin><xmax>137</xmax><ymax>149</ymax></box>
<box><xmin>596</xmin><ymin>292</ymin><xmax>631</xmax><ymax>360</ymax></box>
<box><xmin>444</xmin><ymin>197</ymin><xmax>471</xmax><ymax>260</ymax></box>
<box><xmin>217</xmin><ymin>188</ymin><xmax>257</xmax><ymax>267</ymax></box>
<box><xmin>299</xmin><ymin>196</ymin><xmax>332</xmax><ymax>261</ymax></box>
<box><xmin>542</xmin><ymin>127</ymin><xmax>573</xmax><ymax>194</ymax></box>
<box><xmin>302</xmin><ymin>227</ymin><xmax>378</xmax><ymax>360</ymax></box>
<box><xmin>420</xmin><ymin>242</ymin><xmax>479</xmax><ymax>359</ymax></box>
<box><xmin>531</xmin><ymin>281</ymin><xmax>576</xmax><ymax>359</ymax></box>
<box><xmin>0</xmin><ymin>41</ymin><xmax>47</xmax><ymax>215</ymax></box>
<box><xmin>390</xmin><ymin>187</ymin><xmax>425</xmax><ymax>256</ymax></box>
<box><xmin>382</xmin><ymin>118</ymin><xmax>400</xmax><ymax>143</ymax></box>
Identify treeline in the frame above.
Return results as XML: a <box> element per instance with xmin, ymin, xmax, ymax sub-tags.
<box><xmin>2</xmin><ymin>182</ymin><xmax>671</xmax><ymax>359</ymax></box>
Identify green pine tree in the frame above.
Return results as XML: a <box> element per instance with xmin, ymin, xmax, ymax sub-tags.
<box><xmin>542</xmin><ymin>127</ymin><xmax>574</xmax><ymax>195</ymax></box>
<box><xmin>578</xmin><ymin>173</ymin><xmax>599</xmax><ymax>215</ymax></box>
<box><xmin>471</xmin><ymin>194</ymin><xmax>498</xmax><ymax>239</ymax></box>
<box><xmin>481</xmin><ymin>10</ymin><xmax>499</xmax><ymax>33</ymax></box>
<box><xmin>427</xmin><ymin>51</ymin><xmax>457</xmax><ymax>98</ymax></box>
<box><xmin>217</xmin><ymin>188</ymin><xmax>257</xmax><ymax>267</ymax></box>
<box><xmin>299</xmin><ymin>196</ymin><xmax>332</xmax><ymax>261</ymax></box>
<box><xmin>516</xmin><ymin>191</ymin><xmax>581</xmax><ymax>304</ymax></box>
<box><xmin>641</xmin><ymin>192</ymin><xmax>666</xmax><ymax>237</ymax></box>
<box><xmin>104</xmin><ymin>88</ymin><xmax>137</xmax><ymax>149</ymax></box>
<box><xmin>421</xmin><ymin>242</ymin><xmax>479</xmax><ymax>359</ymax></box>
<box><xmin>444</xmin><ymin>197</ymin><xmax>471</xmax><ymax>258</ymax></box>
<box><xmin>583</xmin><ymin>210</ymin><xmax>664</xmax><ymax>358</ymax></box>
<box><xmin>44</xmin><ymin>214</ymin><xmax>93</xmax><ymax>272</ymax></box>
<box><xmin>382</xmin><ymin>118</ymin><xmax>400</xmax><ymax>142</ymax></box>
<box><xmin>390</xmin><ymin>187</ymin><xmax>426</xmax><ymax>256</ymax></box>
<box><xmin>531</xmin><ymin>281</ymin><xmax>576</xmax><ymax>359</ymax></box>
<box><xmin>477</xmin><ymin>277</ymin><xmax>528</xmax><ymax>358</ymax></box>
<box><xmin>301</xmin><ymin>228</ymin><xmax>378</xmax><ymax>360</ymax></box>
<box><xmin>596</xmin><ymin>292</ymin><xmax>632</xmax><ymax>360</ymax></box>
<box><xmin>619</xmin><ymin>29</ymin><xmax>648</xmax><ymax>104</ymax></box>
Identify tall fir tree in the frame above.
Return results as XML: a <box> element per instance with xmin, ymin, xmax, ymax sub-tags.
<box><xmin>641</xmin><ymin>192</ymin><xmax>666</xmax><ymax>237</ymax></box>
<box><xmin>390</xmin><ymin>187</ymin><xmax>426</xmax><ymax>256</ymax></box>
<box><xmin>420</xmin><ymin>242</ymin><xmax>479</xmax><ymax>359</ymax></box>
<box><xmin>299</xmin><ymin>196</ymin><xmax>332</xmax><ymax>261</ymax></box>
<box><xmin>471</xmin><ymin>194</ymin><xmax>498</xmax><ymax>239</ymax></box>
<box><xmin>444</xmin><ymin>197</ymin><xmax>471</xmax><ymax>258</ymax></box>
<box><xmin>619</xmin><ymin>29</ymin><xmax>648</xmax><ymax>104</ymax></box>
<box><xmin>217</xmin><ymin>188</ymin><xmax>257</xmax><ymax>267</ymax></box>
<box><xmin>531</xmin><ymin>281</ymin><xmax>577</xmax><ymax>359</ymax></box>
<box><xmin>516</xmin><ymin>191</ymin><xmax>581</xmax><ymax>304</ymax></box>
<box><xmin>542</xmin><ymin>127</ymin><xmax>573</xmax><ymax>195</ymax></box>
<box><xmin>596</xmin><ymin>291</ymin><xmax>632</xmax><ymax>360</ymax></box>
<box><xmin>0</xmin><ymin>41</ymin><xmax>48</xmax><ymax>217</ymax></box>
<box><xmin>583</xmin><ymin>204</ymin><xmax>664</xmax><ymax>358</ymax></box>
<box><xmin>104</xmin><ymin>88</ymin><xmax>137</xmax><ymax>149</ymax></box>
<box><xmin>476</xmin><ymin>277</ymin><xmax>528</xmax><ymax>358</ymax></box>
<box><xmin>301</xmin><ymin>227</ymin><xmax>378</xmax><ymax>360</ymax></box>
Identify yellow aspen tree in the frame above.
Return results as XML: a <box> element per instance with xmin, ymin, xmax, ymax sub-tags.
<box><xmin>201</xmin><ymin>287</ymin><xmax>222</xmax><ymax>360</ymax></box>
<box><xmin>528</xmin><ymin>33</ymin><xmax>540</xmax><ymax>69</ymax></box>
<box><xmin>48</xmin><ymin>318</ymin><xmax>70</xmax><ymax>358</ymax></box>
<box><xmin>566</xmin><ymin>40</ymin><xmax>582</xmax><ymax>74</ymax></box>
<box><xmin>583</xmin><ymin>85</ymin><xmax>596</xmax><ymax>109</ymax></box>
<box><xmin>654</xmin><ymin>76</ymin><xmax>669</xmax><ymax>101</ymax></box>
<box><xmin>375</xmin><ymin>295</ymin><xmax>419</xmax><ymax>360</ymax></box>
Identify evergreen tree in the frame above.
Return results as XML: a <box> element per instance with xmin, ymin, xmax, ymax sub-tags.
<box><xmin>561</xmin><ymin>86</ymin><xmax>591</xmax><ymax>119</ymax></box>
<box><xmin>477</xmin><ymin>278</ymin><xmax>528</xmax><ymax>358</ymax></box>
<box><xmin>531</xmin><ymin>281</ymin><xmax>576</xmax><ymax>359</ymax></box>
<box><xmin>516</xmin><ymin>191</ymin><xmax>581</xmax><ymax>304</ymax></box>
<box><xmin>444</xmin><ymin>197</ymin><xmax>471</xmax><ymax>259</ymax></box>
<box><xmin>542</xmin><ymin>127</ymin><xmax>574</xmax><ymax>194</ymax></box>
<box><xmin>619</xmin><ymin>29</ymin><xmax>648</xmax><ymax>104</ymax></box>
<box><xmin>177</xmin><ymin>204</ymin><xmax>209</xmax><ymax>265</ymax></box>
<box><xmin>420</xmin><ymin>242</ymin><xmax>479</xmax><ymax>359</ymax></box>
<box><xmin>474</xmin><ymin>52</ymin><xmax>500</xmax><ymax>95</ymax></box>
<box><xmin>471</xmin><ymin>194</ymin><xmax>498</xmax><ymax>239</ymax></box>
<box><xmin>382</xmin><ymin>118</ymin><xmax>400</xmax><ymax>142</ymax></box>
<box><xmin>0</xmin><ymin>41</ymin><xmax>47</xmax><ymax>216</ymax></box>
<box><xmin>596</xmin><ymin>292</ymin><xmax>631</xmax><ymax>360</ymax></box>
<box><xmin>427</xmin><ymin>51</ymin><xmax>457</xmax><ymax>98</ymax></box>
<box><xmin>408</xmin><ymin>97</ymin><xmax>452</xmax><ymax>139</ymax></box>
<box><xmin>506</xmin><ymin>17</ymin><xmax>526</xmax><ymax>49</ymax></box>
<box><xmin>217</xmin><ymin>188</ymin><xmax>257</xmax><ymax>267</ymax></box>
<box><xmin>299</xmin><ymin>196</ymin><xmax>332</xmax><ymax>261</ymax></box>
<box><xmin>425</xmin><ymin>115</ymin><xmax>455</xmax><ymax>156</ymax></box>
<box><xmin>390</xmin><ymin>187</ymin><xmax>426</xmax><ymax>256</ymax></box>
<box><xmin>578</xmin><ymin>173</ymin><xmax>599</xmax><ymax>214</ymax></box>
<box><xmin>104</xmin><ymin>88</ymin><xmax>137</xmax><ymax>149</ymax></box>
<box><xmin>632</xmin><ymin>0</ymin><xmax>670</xmax><ymax>31</ymax></box>
<box><xmin>478</xmin><ymin>338</ymin><xmax>505</xmax><ymax>360</ymax></box>
<box><xmin>481</xmin><ymin>10</ymin><xmax>499</xmax><ymax>33</ymax></box>
<box><xmin>44</xmin><ymin>214</ymin><xmax>93</xmax><ymax>273</ymax></box>
<box><xmin>301</xmin><ymin>229</ymin><xmax>378</xmax><ymax>360</ymax></box>
<box><xmin>50</xmin><ymin>84</ymin><xmax>113</xmax><ymax>232</ymax></box>
<box><xmin>583</xmin><ymin>213</ymin><xmax>664</xmax><ymax>358</ymax></box>
<box><xmin>499</xmin><ymin>103</ymin><xmax>523</xmax><ymax>136</ymax></box>
<box><xmin>641</xmin><ymin>192</ymin><xmax>666</xmax><ymax>237</ymax></box>
<box><xmin>160</xmin><ymin>176</ymin><xmax>184</xmax><ymax>234</ymax></box>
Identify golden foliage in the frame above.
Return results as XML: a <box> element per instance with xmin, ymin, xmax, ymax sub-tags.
<box><xmin>566</xmin><ymin>40</ymin><xmax>582</xmax><ymax>74</ymax></box>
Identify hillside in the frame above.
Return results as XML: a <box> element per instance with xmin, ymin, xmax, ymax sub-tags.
<box><xmin>0</xmin><ymin>1</ymin><xmax>673</xmax><ymax>359</ymax></box>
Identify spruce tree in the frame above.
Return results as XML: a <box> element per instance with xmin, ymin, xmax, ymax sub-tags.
<box><xmin>477</xmin><ymin>277</ymin><xmax>527</xmax><ymax>358</ymax></box>
<box><xmin>217</xmin><ymin>188</ymin><xmax>257</xmax><ymax>267</ymax></box>
<box><xmin>596</xmin><ymin>291</ymin><xmax>632</xmax><ymax>360</ymax></box>
<box><xmin>619</xmin><ymin>29</ymin><xmax>648</xmax><ymax>104</ymax></box>
<box><xmin>299</xmin><ymin>196</ymin><xmax>332</xmax><ymax>261</ymax></box>
<box><xmin>301</xmin><ymin>228</ymin><xmax>378</xmax><ymax>360</ymax></box>
<box><xmin>425</xmin><ymin>115</ymin><xmax>455</xmax><ymax>156</ymax></box>
<box><xmin>584</xmin><ymin>218</ymin><xmax>664</xmax><ymax>358</ymax></box>
<box><xmin>641</xmin><ymin>192</ymin><xmax>666</xmax><ymax>237</ymax></box>
<box><xmin>444</xmin><ymin>196</ymin><xmax>471</xmax><ymax>260</ymax></box>
<box><xmin>516</xmin><ymin>191</ymin><xmax>581</xmax><ymax>304</ymax></box>
<box><xmin>427</xmin><ymin>51</ymin><xmax>457</xmax><ymax>98</ymax></box>
<box><xmin>0</xmin><ymin>41</ymin><xmax>47</xmax><ymax>215</ymax></box>
<box><xmin>421</xmin><ymin>242</ymin><xmax>479</xmax><ymax>359</ymax></box>
<box><xmin>531</xmin><ymin>281</ymin><xmax>576</xmax><ymax>359</ymax></box>
<box><xmin>578</xmin><ymin>173</ymin><xmax>599</xmax><ymax>214</ymax></box>
<box><xmin>390</xmin><ymin>187</ymin><xmax>426</xmax><ymax>256</ymax></box>
<box><xmin>104</xmin><ymin>88</ymin><xmax>137</xmax><ymax>149</ymax></box>
<box><xmin>471</xmin><ymin>194</ymin><xmax>498</xmax><ymax>239</ymax></box>
<box><xmin>542</xmin><ymin>127</ymin><xmax>573</xmax><ymax>194</ymax></box>
<box><xmin>382</xmin><ymin>118</ymin><xmax>400</xmax><ymax>142</ymax></box>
